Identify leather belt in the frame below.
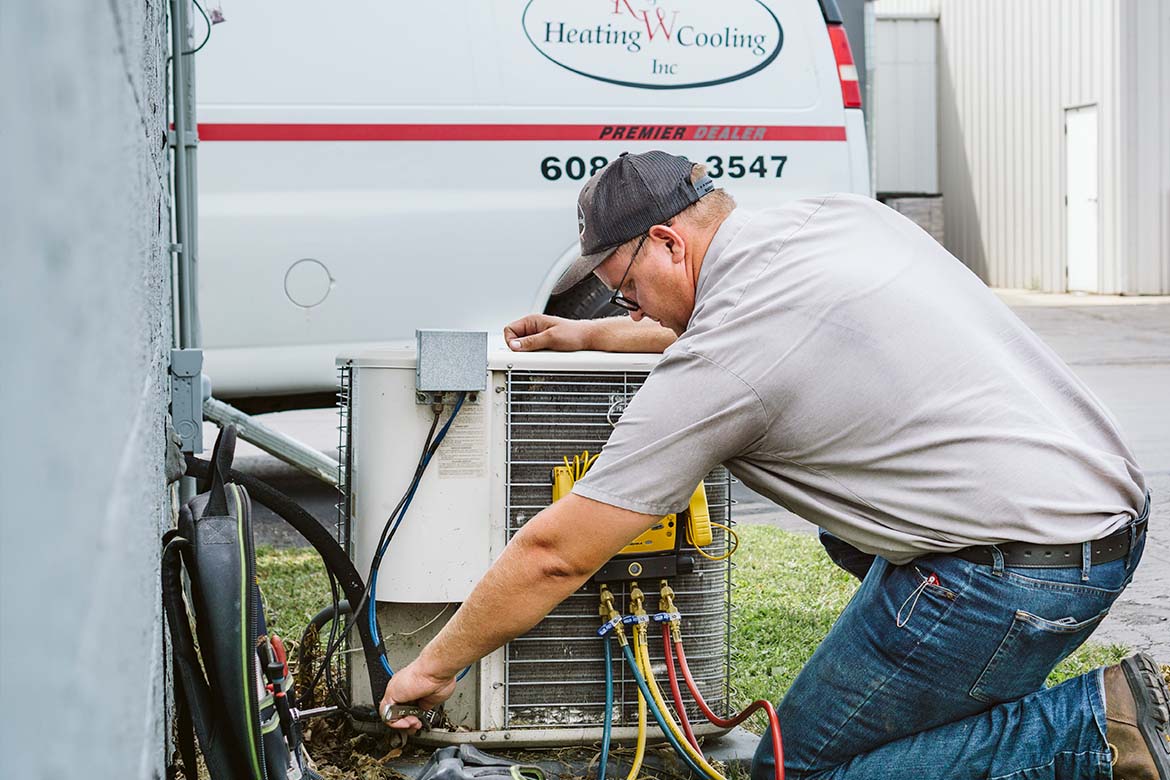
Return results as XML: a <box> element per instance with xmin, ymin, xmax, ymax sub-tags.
<box><xmin>953</xmin><ymin>518</ymin><xmax>1147</xmax><ymax>568</ymax></box>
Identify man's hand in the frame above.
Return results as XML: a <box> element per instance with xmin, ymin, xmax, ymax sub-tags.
<box><xmin>379</xmin><ymin>659</ymin><xmax>457</xmax><ymax>733</ymax></box>
<box><xmin>504</xmin><ymin>314</ymin><xmax>594</xmax><ymax>352</ymax></box>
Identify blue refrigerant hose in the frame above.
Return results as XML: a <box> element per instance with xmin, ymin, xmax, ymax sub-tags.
<box><xmin>599</xmin><ymin>635</ymin><xmax>614</xmax><ymax>780</ymax></box>
<box><xmin>619</xmin><ymin>641</ymin><xmax>708</xmax><ymax>778</ymax></box>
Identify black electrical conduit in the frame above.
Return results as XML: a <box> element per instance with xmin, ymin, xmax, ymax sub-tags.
<box><xmin>184</xmin><ymin>454</ymin><xmax>390</xmax><ymax>715</ymax></box>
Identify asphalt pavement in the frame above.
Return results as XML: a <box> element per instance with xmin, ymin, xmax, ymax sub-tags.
<box><xmin>218</xmin><ymin>290</ymin><xmax>1170</xmax><ymax>659</ymax></box>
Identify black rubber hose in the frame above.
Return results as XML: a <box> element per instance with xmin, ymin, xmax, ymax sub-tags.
<box><xmin>309</xmin><ymin>600</ymin><xmax>351</xmax><ymax>632</ymax></box>
<box><xmin>184</xmin><ymin>454</ymin><xmax>390</xmax><ymax>706</ymax></box>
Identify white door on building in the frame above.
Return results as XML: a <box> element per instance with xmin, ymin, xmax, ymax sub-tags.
<box><xmin>1065</xmin><ymin>105</ymin><xmax>1099</xmax><ymax>292</ymax></box>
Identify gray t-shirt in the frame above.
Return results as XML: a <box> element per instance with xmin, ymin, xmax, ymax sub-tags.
<box><xmin>573</xmin><ymin>195</ymin><xmax>1147</xmax><ymax>564</ymax></box>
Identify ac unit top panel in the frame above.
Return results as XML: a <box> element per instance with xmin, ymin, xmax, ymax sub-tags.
<box><xmin>338</xmin><ymin>345</ymin><xmax>664</xmax><ymax>374</ymax></box>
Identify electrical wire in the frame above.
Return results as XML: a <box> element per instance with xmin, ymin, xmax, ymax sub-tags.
<box><xmin>185</xmin><ymin>0</ymin><xmax>213</xmax><ymax>54</ymax></box>
<box><xmin>300</xmin><ymin>414</ymin><xmax>439</xmax><ymax>705</ymax></box>
<box><xmin>306</xmin><ymin>393</ymin><xmax>472</xmax><ymax>706</ymax></box>
<box><xmin>396</xmin><ymin>604</ymin><xmax>452</xmax><ymax>637</ymax></box>
<box><xmin>606</xmin><ymin>398</ymin><xmax>628</xmax><ymax>427</ymax></box>
<box><xmin>301</xmin><ymin>399</ymin><xmax>447</xmax><ymax>708</ymax></box>
<box><xmin>367</xmin><ymin>393</ymin><xmax>471</xmax><ymax>679</ymax></box>
<box><xmin>297</xmin><ymin>601</ymin><xmax>349</xmax><ymax>709</ymax></box>
<box><xmin>368</xmin><ymin>394</ymin><xmax>466</xmax><ymax>676</ymax></box>
<box><xmin>668</xmin><ymin>626</ymin><xmax>785</xmax><ymax>780</ymax></box>
<box><xmin>168</xmin><ymin>0</ymin><xmax>212</xmax><ymax>66</ymax></box>
<box><xmin>361</xmin><ymin>406</ymin><xmax>446</xmax><ymax>674</ymax></box>
<box><xmin>633</xmin><ymin>628</ymin><xmax>725</xmax><ymax>780</ymax></box>
<box><xmin>320</xmin><ymin>569</ymin><xmax>347</xmax><ymax>708</ymax></box>
<box><xmin>689</xmin><ymin>521</ymin><xmax>739</xmax><ymax>562</ymax></box>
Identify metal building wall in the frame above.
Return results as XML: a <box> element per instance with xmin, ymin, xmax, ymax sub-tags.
<box><xmin>936</xmin><ymin>0</ymin><xmax>1132</xmax><ymax>292</ymax></box>
<box><xmin>1118</xmin><ymin>0</ymin><xmax>1170</xmax><ymax>294</ymax></box>
<box><xmin>872</xmin><ymin>0</ymin><xmax>940</xmax><ymax>17</ymax></box>
<box><xmin>872</xmin><ymin>15</ymin><xmax>939</xmax><ymax>194</ymax></box>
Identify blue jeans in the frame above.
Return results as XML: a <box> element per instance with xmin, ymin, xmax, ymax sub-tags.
<box><xmin>755</xmin><ymin>512</ymin><xmax>1148</xmax><ymax>780</ymax></box>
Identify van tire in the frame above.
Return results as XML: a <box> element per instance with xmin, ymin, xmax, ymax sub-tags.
<box><xmin>545</xmin><ymin>276</ymin><xmax>627</xmax><ymax>320</ymax></box>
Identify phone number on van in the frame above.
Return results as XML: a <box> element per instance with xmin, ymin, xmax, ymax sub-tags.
<box><xmin>540</xmin><ymin>154</ymin><xmax>789</xmax><ymax>181</ymax></box>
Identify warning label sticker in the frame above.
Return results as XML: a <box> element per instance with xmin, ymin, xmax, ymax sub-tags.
<box><xmin>438</xmin><ymin>400</ymin><xmax>487</xmax><ymax>479</ymax></box>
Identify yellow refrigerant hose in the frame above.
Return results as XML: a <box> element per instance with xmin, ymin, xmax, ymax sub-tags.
<box><xmin>627</xmin><ymin>678</ymin><xmax>648</xmax><ymax>780</ymax></box>
<box><xmin>628</xmin><ymin>590</ymin><xmax>727</xmax><ymax>780</ymax></box>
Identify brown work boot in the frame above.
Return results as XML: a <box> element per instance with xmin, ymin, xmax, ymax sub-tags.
<box><xmin>1104</xmin><ymin>653</ymin><xmax>1170</xmax><ymax>780</ymax></box>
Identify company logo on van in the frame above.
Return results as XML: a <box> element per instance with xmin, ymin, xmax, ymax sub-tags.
<box><xmin>522</xmin><ymin>0</ymin><xmax>783</xmax><ymax>90</ymax></box>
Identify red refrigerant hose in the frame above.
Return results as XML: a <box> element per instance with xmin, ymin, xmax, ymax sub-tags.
<box><xmin>661</xmin><ymin>629</ymin><xmax>701</xmax><ymax>751</ymax></box>
<box><xmin>665</xmin><ymin>625</ymin><xmax>785</xmax><ymax>780</ymax></box>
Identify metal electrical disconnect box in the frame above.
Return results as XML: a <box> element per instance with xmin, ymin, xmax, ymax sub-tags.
<box><xmin>415</xmin><ymin>330</ymin><xmax>487</xmax><ymax>402</ymax></box>
<box><xmin>170</xmin><ymin>348</ymin><xmax>204</xmax><ymax>453</ymax></box>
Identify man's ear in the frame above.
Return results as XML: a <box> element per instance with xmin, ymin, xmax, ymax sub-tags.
<box><xmin>650</xmin><ymin>224</ymin><xmax>685</xmax><ymax>264</ymax></box>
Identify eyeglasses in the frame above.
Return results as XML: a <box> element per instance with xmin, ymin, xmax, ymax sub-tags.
<box><xmin>609</xmin><ymin>233</ymin><xmax>648</xmax><ymax>312</ymax></box>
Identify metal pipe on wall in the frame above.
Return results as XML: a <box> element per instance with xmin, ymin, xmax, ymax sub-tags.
<box><xmin>182</xmin><ymin>33</ymin><xmax>202</xmax><ymax>347</ymax></box>
<box><xmin>170</xmin><ymin>0</ymin><xmax>194</xmax><ymax>351</ymax></box>
<box><xmin>165</xmin><ymin>3</ymin><xmax>358</xmax><ymax>494</ymax></box>
<box><xmin>169</xmin><ymin>0</ymin><xmax>201</xmax><ymax>504</ymax></box>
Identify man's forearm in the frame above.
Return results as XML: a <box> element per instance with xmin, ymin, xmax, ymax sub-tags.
<box><xmin>413</xmin><ymin>523</ymin><xmax>595</xmax><ymax>678</ymax></box>
<box><xmin>411</xmin><ymin>495</ymin><xmax>656</xmax><ymax>679</ymax></box>
<box><xmin>586</xmin><ymin>317</ymin><xmax>676</xmax><ymax>353</ymax></box>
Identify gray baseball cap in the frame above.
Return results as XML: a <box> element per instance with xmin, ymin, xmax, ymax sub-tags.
<box><xmin>552</xmin><ymin>150</ymin><xmax>715</xmax><ymax>295</ymax></box>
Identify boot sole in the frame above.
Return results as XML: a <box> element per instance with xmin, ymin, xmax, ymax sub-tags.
<box><xmin>1121</xmin><ymin>652</ymin><xmax>1170</xmax><ymax>779</ymax></box>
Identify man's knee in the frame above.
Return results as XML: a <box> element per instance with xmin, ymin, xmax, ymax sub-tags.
<box><xmin>751</xmin><ymin>729</ymin><xmax>780</xmax><ymax>780</ymax></box>
<box><xmin>752</xmin><ymin>723</ymin><xmax>825</xmax><ymax>780</ymax></box>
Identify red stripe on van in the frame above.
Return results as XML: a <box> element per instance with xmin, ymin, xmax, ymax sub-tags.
<box><xmin>197</xmin><ymin>124</ymin><xmax>848</xmax><ymax>143</ymax></box>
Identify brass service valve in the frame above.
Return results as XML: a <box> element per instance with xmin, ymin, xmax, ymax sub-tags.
<box><xmin>599</xmin><ymin>585</ymin><xmax>628</xmax><ymax>646</ymax></box>
<box><xmin>659</xmin><ymin>580</ymin><xmax>682</xmax><ymax>642</ymax></box>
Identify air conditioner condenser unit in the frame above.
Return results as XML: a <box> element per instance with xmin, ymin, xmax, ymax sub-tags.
<box><xmin>338</xmin><ymin>347</ymin><xmax>736</xmax><ymax>748</ymax></box>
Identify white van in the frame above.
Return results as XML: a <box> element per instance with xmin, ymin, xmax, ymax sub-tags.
<box><xmin>196</xmin><ymin>0</ymin><xmax>869</xmax><ymax>402</ymax></box>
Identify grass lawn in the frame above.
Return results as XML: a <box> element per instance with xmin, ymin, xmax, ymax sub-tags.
<box><xmin>257</xmin><ymin>525</ymin><xmax>1128</xmax><ymax>729</ymax></box>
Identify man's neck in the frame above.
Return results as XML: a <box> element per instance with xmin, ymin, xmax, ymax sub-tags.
<box><xmin>687</xmin><ymin>212</ymin><xmax>731</xmax><ymax>287</ymax></box>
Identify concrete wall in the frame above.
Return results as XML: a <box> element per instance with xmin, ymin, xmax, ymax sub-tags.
<box><xmin>0</xmin><ymin>1</ymin><xmax>173</xmax><ymax>777</ymax></box>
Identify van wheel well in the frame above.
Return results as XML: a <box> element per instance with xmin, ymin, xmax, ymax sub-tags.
<box><xmin>544</xmin><ymin>276</ymin><xmax>626</xmax><ymax>320</ymax></box>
